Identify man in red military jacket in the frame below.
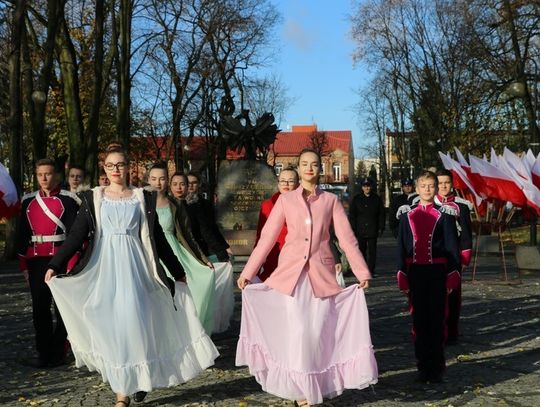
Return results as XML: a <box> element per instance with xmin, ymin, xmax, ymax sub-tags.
<box><xmin>436</xmin><ymin>169</ymin><xmax>473</xmax><ymax>344</ymax></box>
<box><xmin>397</xmin><ymin>170</ymin><xmax>461</xmax><ymax>383</ymax></box>
<box><xmin>17</xmin><ymin>159</ymin><xmax>80</xmax><ymax>368</ymax></box>
<box><xmin>254</xmin><ymin>167</ymin><xmax>299</xmax><ymax>281</ymax></box>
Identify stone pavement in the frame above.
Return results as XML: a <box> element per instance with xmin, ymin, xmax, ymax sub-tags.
<box><xmin>1</xmin><ymin>234</ymin><xmax>539</xmax><ymax>406</ymax></box>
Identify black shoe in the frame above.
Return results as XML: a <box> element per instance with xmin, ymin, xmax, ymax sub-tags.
<box><xmin>133</xmin><ymin>391</ymin><xmax>147</xmax><ymax>402</ymax></box>
<box><xmin>446</xmin><ymin>336</ymin><xmax>458</xmax><ymax>346</ymax></box>
<box><xmin>415</xmin><ymin>370</ymin><xmax>429</xmax><ymax>383</ymax></box>
<box><xmin>428</xmin><ymin>371</ymin><xmax>444</xmax><ymax>383</ymax></box>
<box><xmin>23</xmin><ymin>357</ymin><xmax>49</xmax><ymax>368</ymax></box>
<box><xmin>48</xmin><ymin>357</ymin><xmax>68</xmax><ymax>368</ymax></box>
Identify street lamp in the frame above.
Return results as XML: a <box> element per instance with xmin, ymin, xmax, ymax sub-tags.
<box><xmin>31</xmin><ymin>90</ymin><xmax>47</xmax><ymax>104</ymax></box>
<box><xmin>505</xmin><ymin>73</ymin><xmax>539</xmax><ymax>245</ymax></box>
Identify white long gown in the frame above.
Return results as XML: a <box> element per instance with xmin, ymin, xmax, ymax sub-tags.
<box><xmin>48</xmin><ymin>195</ymin><xmax>219</xmax><ymax>395</ymax></box>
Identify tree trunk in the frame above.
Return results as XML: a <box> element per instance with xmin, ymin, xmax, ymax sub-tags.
<box><xmin>32</xmin><ymin>0</ymin><xmax>63</xmax><ymax>162</ymax></box>
<box><xmin>57</xmin><ymin>16</ymin><xmax>85</xmax><ymax>166</ymax></box>
<box><xmin>5</xmin><ymin>0</ymin><xmax>26</xmax><ymax>260</ymax></box>
<box><xmin>85</xmin><ymin>0</ymin><xmax>105</xmax><ymax>183</ymax></box>
<box><xmin>116</xmin><ymin>0</ymin><xmax>133</xmax><ymax>151</ymax></box>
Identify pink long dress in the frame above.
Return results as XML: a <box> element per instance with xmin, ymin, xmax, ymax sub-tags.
<box><xmin>236</xmin><ymin>187</ymin><xmax>378</xmax><ymax>405</ymax></box>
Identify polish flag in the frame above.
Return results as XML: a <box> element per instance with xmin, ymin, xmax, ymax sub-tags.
<box><xmin>465</xmin><ymin>155</ymin><xmax>496</xmax><ymax>200</ymax></box>
<box><xmin>525</xmin><ymin>149</ymin><xmax>536</xmax><ymax>170</ymax></box>
<box><xmin>454</xmin><ymin>147</ymin><xmax>469</xmax><ymax>167</ymax></box>
<box><xmin>0</xmin><ymin>162</ymin><xmax>20</xmax><ymax>219</ymax></box>
<box><xmin>439</xmin><ymin>151</ymin><xmax>483</xmax><ymax>206</ymax></box>
<box><xmin>497</xmin><ymin>155</ymin><xmax>540</xmax><ymax>215</ymax></box>
<box><xmin>453</xmin><ymin>148</ymin><xmax>490</xmax><ymax>198</ymax></box>
<box><xmin>490</xmin><ymin>148</ymin><xmax>500</xmax><ymax>167</ymax></box>
<box><xmin>469</xmin><ymin>155</ymin><xmax>527</xmax><ymax>206</ymax></box>
<box><xmin>502</xmin><ymin>147</ymin><xmax>531</xmax><ymax>181</ymax></box>
<box><xmin>531</xmin><ymin>154</ymin><xmax>540</xmax><ymax>189</ymax></box>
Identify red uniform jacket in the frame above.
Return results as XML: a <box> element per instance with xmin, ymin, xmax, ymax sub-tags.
<box><xmin>435</xmin><ymin>194</ymin><xmax>473</xmax><ymax>266</ymax></box>
<box><xmin>17</xmin><ymin>187</ymin><xmax>80</xmax><ymax>271</ymax></box>
<box><xmin>254</xmin><ymin>192</ymin><xmax>287</xmax><ymax>281</ymax></box>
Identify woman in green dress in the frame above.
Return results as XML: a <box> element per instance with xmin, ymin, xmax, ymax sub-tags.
<box><xmin>147</xmin><ymin>163</ymin><xmax>216</xmax><ymax>334</ymax></box>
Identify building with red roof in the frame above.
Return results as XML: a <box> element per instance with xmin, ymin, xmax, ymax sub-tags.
<box><xmin>267</xmin><ymin>125</ymin><xmax>354</xmax><ymax>194</ymax></box>
<box><xmin>128</xmin><ymin>125</ymin><xmax>355</xmax><ymax>196</ymax></box>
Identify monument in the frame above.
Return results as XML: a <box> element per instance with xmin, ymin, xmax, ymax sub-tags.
<box><xmin>216</xmin><ymin>109</ymin><xmax>280</xmax><ymax>255</ymax></box>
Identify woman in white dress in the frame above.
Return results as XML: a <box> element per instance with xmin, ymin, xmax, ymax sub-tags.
<box><xmin>44</xmin><ymin>145</ymin><xmax>219</xmax><ymax>407</ymax></box>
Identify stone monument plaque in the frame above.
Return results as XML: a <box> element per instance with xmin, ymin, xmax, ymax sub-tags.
<box><xmin>216</xmin><ymin>160</ymin><xmax>277</xmax><ymax>255</ymax></box>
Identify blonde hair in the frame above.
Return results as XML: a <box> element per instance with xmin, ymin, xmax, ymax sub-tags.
<box><xmin>416</xmin><ymin>170</ymin><xmax>437</xmax><ymax>184</ymax></box>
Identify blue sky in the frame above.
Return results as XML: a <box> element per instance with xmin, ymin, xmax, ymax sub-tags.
<box><xmin>265</xmin><ymin>0</ymin><xmax>373</xmax><ymax>156</ymax></box>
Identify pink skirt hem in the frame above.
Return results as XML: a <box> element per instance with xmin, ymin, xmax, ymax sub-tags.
<box><xmin>235</xmin><ymin>272</ymin><xmax>378</xmax><ymax>405</ymax></box>
<box><xmin>237</xmin><ymin>337</ymin><xmax>377</xmax><ymax>404</ymax></box>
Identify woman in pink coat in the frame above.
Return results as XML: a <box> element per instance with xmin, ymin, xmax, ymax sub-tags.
<box><xmin>236</xmin><ymin>149</ymin><xmax>378</xmax><ymax>406</ymax></box>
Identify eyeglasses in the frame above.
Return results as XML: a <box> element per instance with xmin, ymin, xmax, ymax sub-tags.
<box><xmin>104</xmin><ymin>162</ymin><xmax>127</xmax><ymax>171</ymax></box>
<box><xmin>278</xmin><ymin>180</ymin><xmax>297</xmax><ymax>186</ymax></box>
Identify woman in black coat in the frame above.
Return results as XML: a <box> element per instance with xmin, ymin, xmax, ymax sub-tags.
<box><xmin>185</xmin><ymin>172</ymin><xmax>233</xmax><ymax>262</ymax></box>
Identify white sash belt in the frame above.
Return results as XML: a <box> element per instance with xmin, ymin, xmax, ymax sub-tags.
<box><xmin>31</xmin><ymin>234</ymin><xmax>66</xmax><ymax>243</ymax></box>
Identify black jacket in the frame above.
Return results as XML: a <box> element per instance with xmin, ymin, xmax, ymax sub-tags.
<box><xmin>186</xmin><ymin>196</ymin><xmax>230</xmax><ymax>261</ymax></box>
<box><xmin>349</xmin><ymin>192</ymin><xmax>385</xmax><ymax>239</ymax></box>
<box><xmin>396</xmin><ymin>203</ymin><xmax>460</xmax><ymax>274</ymax></box>
<box><xmin>168</xmin><ymin>196</ymin><xmax>208</xmax><ymax>265</ymax></box>
<box><xmin>389</xmin><ymin>192</ymin><xmax>418</xmax><ymax>234</ymax></box>
<box><xmin>47</xmin><ymin>189</ymin><xmax>185</xmax><ymax>295</ymax></box>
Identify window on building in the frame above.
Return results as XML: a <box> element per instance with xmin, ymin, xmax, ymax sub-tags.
<box><xmin>333</xmin><ymin>162</ymin><xmax>341</xmax><ymax>182</ymax></box>
<box><xmin>274</xmin><ymin>163</ymin><xmax>283</xmax><ymax>176</ymax></box>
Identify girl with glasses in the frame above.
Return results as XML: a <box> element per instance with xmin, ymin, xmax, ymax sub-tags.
<box><xmin>44</xmin><ymin>145</ymin><xmax>218</xmax><ymax>407</ymax></box>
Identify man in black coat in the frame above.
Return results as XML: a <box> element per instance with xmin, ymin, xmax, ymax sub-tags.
<box><xmin>389</xmin><ymin>178</ymin><xmax>418</xmax><ymax>238</ymax></box>
<box><xmin>348</xmin><ymin>178</ymin><xmax>385</xmax><ymax>276</ymax></box>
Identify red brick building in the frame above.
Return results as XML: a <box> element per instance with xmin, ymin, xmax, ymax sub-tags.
<box><xmin>266</xmin><ymin>125</ymin><xmax>354</xmax><ymax>195</ymax></box>
<box><xmin>128</xmin><ymin>125</ymin><xmax>355</xmax><ymax>196</ymax></box>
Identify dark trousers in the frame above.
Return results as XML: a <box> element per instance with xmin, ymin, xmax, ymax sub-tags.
<box><xmin>447</xmin><ymin>280</ymin><xmax>462</xmax><ymax>340</ymax></box>
<box><xmin>27</xmin><ymin>257</ymin><xmax>67</xmax><ymax>362</ymax></box>
<box><xmin>357</xmin><ymin>237</ymin><xmax>377</xmax><ymax>274</ymax></box>
<box><xmin>408</xmin><ymin>264</ymin><xmax>447</xmax><ymax>375</ymax></box>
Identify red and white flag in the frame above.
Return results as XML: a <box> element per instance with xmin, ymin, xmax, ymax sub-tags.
<box><xmin>454</xmin><ymin>147</ymin><xmax>469</xmax><ymax>167</ymax></box>
<box><xmin>497</xmin><ymin>155</ymin><xmax>540</xmax><ymax>215</ymax></box>
<box><xmin>531</xmin><ymin>154</ymin><xmax>540</xmax><ymax>189</ymax></box>
<box><xmin>525</xmin><ymin>149</ymin><xmax>536</xmax><ymax>171</ymax></box>
<box><xmin>0</xmin><ymin>162</ymin><xmax>19</xmax><ymax>219</ymax></box>
<box><xmin>439</xmin><ymin>151</ymin><xmax>483</xmax><ymax>206</ymax></box>
<box><xmin>469</xmin><ymin>155</ymin><xmax>527</xmax><ymax>206</ymax></box>
<box><xmin>502</xmin><ymin>147</ymin><xmax>530</xmax><ymax>181</ymax></box>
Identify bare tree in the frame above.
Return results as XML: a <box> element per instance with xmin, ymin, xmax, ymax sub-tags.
<box><xmin>5</xmin><ymin>0</ymin><xmax>26</xmax><ymax>259</ymax></box>
<box><xmin>244</xmin><ymin>74</ymin><xmax>295</xmax><ymax>127</ymax></box>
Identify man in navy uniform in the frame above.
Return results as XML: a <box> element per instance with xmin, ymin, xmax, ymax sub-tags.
<box><xmin>17</xmin><ymin>158</ymin><xmax>81</xmax><ymax>367</ymax></box>
<box><xmin>349</xmin><ymin>177</ymin><xmax>385</xmax><ymax>276</ymax></box>
<box><xmin>389</xmin><ymin>178</ymin><xmax>418</xmax><ymax>238</ymax></box>
<box><xmin>396</xmin><ymin>170</ymin><xmax>461</xmax><ymax>383</ymax></box>
<box><xmin>436</xmin><ymin>169</ymin><xmax>473</xmax><ymax>344</ymax></box>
